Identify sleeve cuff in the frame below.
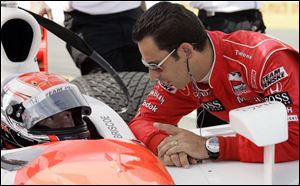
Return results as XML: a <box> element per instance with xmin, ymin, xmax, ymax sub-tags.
<box><xmin>147</xmin><ymin>133</ymin><xmax>168</xmax><ymax>155</ymax></box>
<box><xmin>218</xmin><ymin>136</ymin><xmax>240</xmax><ymax>161</ymax></box>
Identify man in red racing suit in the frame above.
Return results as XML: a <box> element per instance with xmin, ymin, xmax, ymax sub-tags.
<box><xmin>129</xmin><ymin>2</ymin><xmax>299</xmax><ymax>166</ymax></box>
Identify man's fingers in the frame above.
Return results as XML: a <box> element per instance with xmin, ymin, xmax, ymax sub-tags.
<box><xmin>165</xmin><ymin>145</ymin><xmax>183</xmax><ymax>156</ymax></box>
<box><xmin>161</xmin><ymin>153</ymin><xmax>194</xmax><ymax>168</ymax></box>
<box><xmin>157</xmin><ymin>136</ymin><xmax>172</xmax><ymax>150</ymax></box>
<box><xmin>154</xmin><ymin>123</ymin><xmax>180</xmax><ymax>135</ymax></box>
<box><xmin>160</xmin><ymin>155</ymin><xmax>173</xmax><ymax>166</ymax></box>
<box><xmin>188</xmin><ymin>157</ymin><xmax>200</xmax><ymax>165</ymax></box>
<box><xmin>31</xmin><ymin>2</ymin><xmax>53</xmax><ymax>20</ymax></box>
<box><xmin>165</xmin><ymin>147</ymin><xmax>201</xmax><ymax>166</ymax></box>
<box><xmin>40</xmin><ymin>8</ymin><xmax>53</xmax><ymax>20</ymax></box>
<box><xmin>158</xmin><ymin>137</ymin><xmax>178</xmax><ymax>157</ymax></box>
<box><xmin>46</xmin><ymin>8</ymin><xmax>53</xmax><ymax>20</ymax></box>
<box><xmin>178</xmin><ymin>152</ymin><xmax>190</xmax><ymax>168</ymax></box>
<box><xmin>170</xmin><ymin>154</ymin><xmax>181</xmax><ymax>167</ymax></box>
<box><xmin>164</xmin><ymin>153</ymin><xmax>191</xmax><ymax>168</ymax></box>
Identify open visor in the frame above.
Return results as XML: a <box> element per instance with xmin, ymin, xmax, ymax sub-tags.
<box><xmin>21</xmin><ymin>84</ymin><xmax>91</xmax><ymax>130</ymax></box>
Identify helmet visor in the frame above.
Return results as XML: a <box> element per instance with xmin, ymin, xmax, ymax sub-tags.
<box><xmin>21</xmin><ymin>84</ymin><xmax>91</xmax><ymax>129</ymax></box>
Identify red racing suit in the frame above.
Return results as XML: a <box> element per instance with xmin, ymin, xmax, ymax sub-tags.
<box><xmin>129</xmin><ymin>31</ymin><xmax>299</xmax><ymax>163</ymax></box>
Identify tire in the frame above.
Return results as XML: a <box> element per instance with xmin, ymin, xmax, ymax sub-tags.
<box><xmin>71</xmin><ymin>72</ymin><xmax>155</xmax><ymax>123</ymax></box>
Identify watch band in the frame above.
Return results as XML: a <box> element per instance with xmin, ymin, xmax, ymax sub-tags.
<box><xmin>207</xmin><ymin>150</ymin><xmax>219</xmax><ymax>160</ymax></box>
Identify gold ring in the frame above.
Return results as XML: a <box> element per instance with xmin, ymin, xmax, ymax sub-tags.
<box><xmin>171</xmin><ymin>140</ymin><xmax>178</xmax><ymax>146</ymax></box>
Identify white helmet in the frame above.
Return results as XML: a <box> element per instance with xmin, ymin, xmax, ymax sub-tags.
<box><xmin>1</xmin><ymin>72</ymin><xmax>92</xmax><ymax>147</ymax></box>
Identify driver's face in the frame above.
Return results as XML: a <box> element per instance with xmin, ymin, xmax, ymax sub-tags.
<box><xmin>37</xmin><ymin>111</ymin><xmax>75</xmax><ymax>129</ymax></box>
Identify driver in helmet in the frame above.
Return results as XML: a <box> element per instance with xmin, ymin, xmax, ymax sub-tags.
<box><xmin>1</xmin><ymin>72</ymin><xmax>94</xmax><ymax>149</ymax></box>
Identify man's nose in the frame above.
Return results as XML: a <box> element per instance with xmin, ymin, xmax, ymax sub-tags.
<box><xmin>54</xmin><ymin>111</ymin><xmax>75</xmax><ymax>128</ymax></box>
<box><xmin>149</xmin><ymin>70</ymin><xmax>160</xmax><ymax>81</ymax></box>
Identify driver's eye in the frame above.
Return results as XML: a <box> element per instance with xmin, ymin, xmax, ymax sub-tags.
<box><xmin>64</xmin><ymin>113</ymin><xmax>71</xmax><ymax>119</ymax></box>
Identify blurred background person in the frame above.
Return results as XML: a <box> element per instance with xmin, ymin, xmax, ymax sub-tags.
<box><xmin>31</xmin><ymin>1</ymin><xmax>147</xmax><ymax>75</ymax></box>
<box><xmin>190</xmin><ymin>1</ymin><xmax>266</xmax><ymax>33</ymax></box>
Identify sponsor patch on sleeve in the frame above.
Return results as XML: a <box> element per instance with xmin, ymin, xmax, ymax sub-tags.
<box><xmin>264</xmin><ymin>92</ymin><xmax>292</xmax><ymax>105</ymax></box>
<box><xmin>142</xmin><ymin>100</ymin><xmax>158</xmax><ymax>112</ymax></box>
<box><xmin>288</xmin><ymin>115</ymin><xmax>299</xmax><ymax>122</ymax></box>
<box><xmin>228</xmin><ymin>71</ymin><xmax>250</xmax><ymax>95</ymax></box>
<box><xmin>202</xmin><ymin>99</ymin><xmax>225</xmax><ymax>112</ymax></box>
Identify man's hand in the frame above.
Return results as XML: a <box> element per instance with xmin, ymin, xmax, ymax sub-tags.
<box><xmin>30</xmin><ymin>1</ymin><xmax>53</xmax><ymax>20</ymax></box>
<box><xmin>159</xmin><ymin>152</ymin><xmax>200</xmax><ymax>168</ymax></box>
<box><xmin>155</xmin><ymin>123</ymin><xmax>209</xmax><ymax>160</ymax></box>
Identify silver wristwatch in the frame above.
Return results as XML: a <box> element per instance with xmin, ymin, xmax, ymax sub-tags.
<box><xmin>205</xmin><ymin>136</ymin><xmax>220</xmax><ymax>159</ymax></box>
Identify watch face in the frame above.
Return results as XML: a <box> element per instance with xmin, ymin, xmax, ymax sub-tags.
<box><xmin>206</xmin><ymin>137</ymin><xmax>219</xmax><ymax>153</ymax></box>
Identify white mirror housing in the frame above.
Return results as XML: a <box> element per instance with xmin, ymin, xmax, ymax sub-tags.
<box><xmin>229</xmin><ymin>101</ymin><xmax>288</xmax><ymax>146</ymax></box>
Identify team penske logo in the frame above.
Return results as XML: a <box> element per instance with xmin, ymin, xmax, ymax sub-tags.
<box><xmin>228</xmin><ymin>72</ymin><xmax>250</xmax><ymax>96</ymax></box>
<box><xmin>46</xmin><ymin>86</ymin><xmax>72</xmax><ymax>97</ymax></box>
<box><xmin>261</xmin><ymin>67</ymin><xmax>288</xmax><ymax>89</ymax></box>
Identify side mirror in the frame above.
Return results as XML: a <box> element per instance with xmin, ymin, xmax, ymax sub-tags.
<box><xmin>229</xmin><ymin>101</ymin><xmax>288</xmax><ymax>146</ymax></box>
<box><xmin>229</xmin><ymin>101</ymin><xmax>288</xmax><ymax>185</ymax></box>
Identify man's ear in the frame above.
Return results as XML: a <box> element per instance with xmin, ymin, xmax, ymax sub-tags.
<box><xmin>184</xmin><ymin>48</ymin><xmax>191</xmax><ymax>55</ymax></box>
<box><xmin>180</xmin><ymin>43</ymin><xmax>193</xmax><ymax>57</ymax></box>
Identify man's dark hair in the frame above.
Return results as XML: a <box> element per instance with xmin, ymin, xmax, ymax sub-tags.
<box><xmin>132</xmin><ymin>2</ymin><xmax>208</xmax><ymax>58</ymax></box>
